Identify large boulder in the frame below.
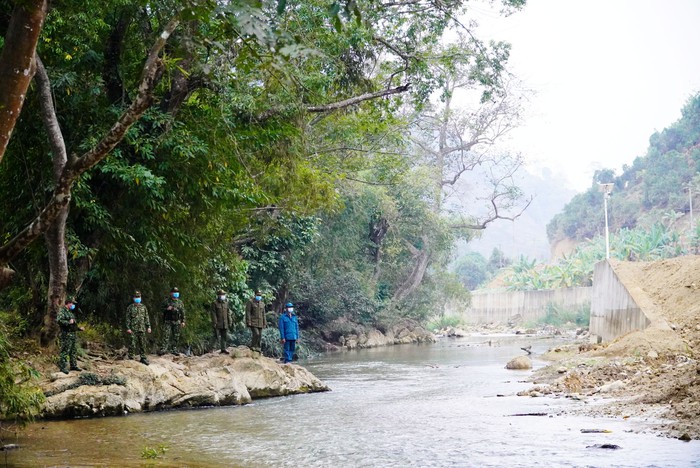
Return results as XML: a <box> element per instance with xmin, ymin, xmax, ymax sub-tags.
<box><xmin>40</xmin><ymin>346</ymin><xmax>329</xmax><ymax>419</ymax></box>
<box><xmin>505</xmin><ymin>356</ymin><xmax>533</xmax><ymax>370</ymax></box>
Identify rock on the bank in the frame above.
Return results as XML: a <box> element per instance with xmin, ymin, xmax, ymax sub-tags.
<box><xmin>505</xmin><ymin>356</ymin><xmax>532</xmax><ymax>370</ymax></box>
<box><xmin>41</xmin><ymin>347</ymin><xmax>329</xmax><ymax>419</ymax></box>
<box><xmin>330</xmin><ymin>319</ymin><xmax>434</xmax><ymax>350</ymax></box>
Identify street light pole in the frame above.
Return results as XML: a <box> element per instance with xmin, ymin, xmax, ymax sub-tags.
<box><xmin>689</xmin><ymin>185</ymin><xmax>694</xmax><ymax>233</ymax></box>
<box><xmin>599</xmin><ymin>183</ymin><xmax>614</xmax><ymax>260</ymax></box>
<box><xmin>604</xmin><ymin>191</ymin><xmax>610</xmax><ymax>259</ymax></box>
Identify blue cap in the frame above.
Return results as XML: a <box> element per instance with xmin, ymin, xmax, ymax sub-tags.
<box><xmin>285</xmin><ymin>302</ymin><xmax>293</xmax><ymax>307</ymax></box>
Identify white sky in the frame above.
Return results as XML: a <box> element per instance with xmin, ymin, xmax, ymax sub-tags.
<box><xmin>468</xmin><ymin>0</ymin><xmax>700</xmax><ymax>192</ymax></box>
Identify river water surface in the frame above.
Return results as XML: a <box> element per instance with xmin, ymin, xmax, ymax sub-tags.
<box><xmin>5</xmin><ymin>335</ymin><xmax>700</xmax><ymax>467</ymax></box>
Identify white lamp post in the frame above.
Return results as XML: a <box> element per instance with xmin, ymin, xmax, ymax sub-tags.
<box><xmin>689</xmin><ymin>185</ymin><xmax>694</xmax><ymax>233</ymax></box>
<box><xmin>599</xmin><ymin>183</ymin><xmax>614</xmax><ymax>260</ymax></box>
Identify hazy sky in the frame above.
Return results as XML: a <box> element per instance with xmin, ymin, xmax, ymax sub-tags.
<box><xmin>469</xmin><ymin>0</ymin><xmax>700</xmax><ymax>192</ymax></box>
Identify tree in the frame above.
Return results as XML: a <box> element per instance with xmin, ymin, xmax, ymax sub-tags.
<box><xmin>0</xmin><ymin>0</ymin><xmax>47</xmax><ymax>163</ymax></box>
<box><xmin>387</xmin><ymin>40</ymin><xmax>532</xmax><ymax>303</ymax></box>
<box><xmin>453</xmin><ymin>252</ymin><xmax>488</xmax><ymax>290</ymax></box>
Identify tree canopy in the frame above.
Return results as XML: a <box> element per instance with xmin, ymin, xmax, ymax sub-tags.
<box><xmin>0</xmin><ymin>0</ymin><xmax>529</xmax><ymax>368</ymax></box>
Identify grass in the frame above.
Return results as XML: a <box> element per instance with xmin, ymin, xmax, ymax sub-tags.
<box><xmin>526</xmin><ymin>303</ymin><xmax>590</xmax><ymax>329</ymax></box>
<box><xmin>426</xmin><ymin>315</ymin><xmax>462</xmax><ymax>332</ymax></box>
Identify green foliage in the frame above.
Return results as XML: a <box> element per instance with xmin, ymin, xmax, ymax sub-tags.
<box><xmin>0</xmin><ymin>325</ymin><xmax>45</xmax><ymax>423</ymax></box>
<box><xmin>453</xmin><ymin>252</ymin><xmax>489</xmax><ymax>290</ymax></box>
<box><xmin>141</xmin><ymin>444</ymin><xmax>169</xmax><ymax>460</ymax></box>
<box><xmin>506</xmin><ymin>224</ymin><xmax>686</xmax><ymax>291</ymax></box>
<box><xmin>0</xmin><ymin>0</ymin><xmax>526</xmax><ymax>365</ymax></box>
<box><xmin>426</xmin><ymin>314</ymin><xmax>462</xmax><ymax>332</ymax></box>
<box><xmin>526</xmin><ymin>303</ymin><xmax>590</xmax><ymax>329</ymax></box>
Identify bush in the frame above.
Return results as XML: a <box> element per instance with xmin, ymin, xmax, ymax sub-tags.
<box><xmin>0</xmin><ymin>325</ymin><xmax>45</xmax><ymax>423</ymax></box>
<box><xmin>426</xmin><ymin>315</ymin><xmax>462</xmax><ymax>332</ymax></box>
<box><xmin>538</xmin><ymin>303</ymin><xmax>590</xmax><ymax>328</ymax></box>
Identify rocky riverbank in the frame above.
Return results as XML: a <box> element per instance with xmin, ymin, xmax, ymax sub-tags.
<box><xmin>38</xmin><ymin>346</ymin><xmax>329</xmax><ymax>419</ymax></box>
<box><xmin>516</xmin><ymin>258</ymin><xmax>700</xmax><ymax>441</ymax></box>
<box><xmin>311</xmin><ymin>318</ymin><xmax>435</xmax><ymax>352</ymax></box>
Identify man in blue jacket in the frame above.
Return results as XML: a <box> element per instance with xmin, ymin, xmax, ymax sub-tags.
<box><xmin>278</xmin><ymin>302</ymin><xmax>299</xmax><ymax>364</ymax></box>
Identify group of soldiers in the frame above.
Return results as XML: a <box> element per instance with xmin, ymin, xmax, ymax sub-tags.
<box><xmin>57</xmin><ymin>287</ymin><xmax>299</xmax><ymax>374</ymax></box>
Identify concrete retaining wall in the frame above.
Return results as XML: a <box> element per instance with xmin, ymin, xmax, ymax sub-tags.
<box><xmin>590</xmin><ymin>260</ymin><xmax>652</xmax><ymax>342</ymax></box>
<box><xmin>453</xmin><ymin>286</ymin><xmax>591</xmax><ymax>325</ymax></box>
<box><xmin>449</xmin><ymin>260</ymin><xmax>659</xmax><ymax>342</ymax></box>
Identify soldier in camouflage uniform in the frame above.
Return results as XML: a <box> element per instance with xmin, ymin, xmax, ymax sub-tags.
<box><xmin>126</xmin><ymin>290</ymin><xmax>151</xmax><ymax>365</ymax></box>
<box><xmin>159</xmin><ymin>287</ymin><xmax>185</xmax><ymax>355</ymax></box>
<box><xmin>245</xmin><ymin>289</ymin><xmax>266</xmax><ymax>352</ymax></box>
<box><xmin>211</xmin><ymin>289</ymin><xmax>230</xmax><ymax>354</ymax></box>
<box><xmin>57</xmin><ymin>296</ymin><xmax>84</xmax><ymax>374</ymax></box>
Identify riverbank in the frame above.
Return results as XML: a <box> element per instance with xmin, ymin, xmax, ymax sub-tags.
<box><xmin>306</xmin><ymin>317</ymin><xmax>435</xmax><ymax>352</ymax></box>
<box><xmin>34</xmin><ymin>346</ymin><xmax>328</xmax><ymax>419</ymax></box>
<box><xmin>448</xmin><ymin>322</ymin><xmax>699</xmax><ymax>440</ymax></box>
<box><xmin>513</xmin><ymin>258</ymin><xmax>700</xmax><ymax>441</ymax></box>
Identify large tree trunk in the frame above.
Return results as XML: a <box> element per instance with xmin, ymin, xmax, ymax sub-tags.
<box><xmin>35</xmin><ymin>55</ymin><xmax>70</xmax><ymax>345</ymax></box>
<box><xmin>369</xmin><ymin>216</ymin><xmax>389</xmax><ymax>281</ymax></box>
<box><xmin>0</xmin><ymin>0</ymin><xmax>47</xmax><ymax>162</ymax></box>
<box><xmin>42</xmin><ymin>211</ymin><xmax>68</xmax><ymax>345</ymax></box>
<box><xmin>392</xmin><ymin>237</ymin><xmax>431</xmax><ymax>303</ymax></box>
<box><xmin>0</xmin><ymin>267</ymin><xmax>14</xmax><ymax>289</ymax></box>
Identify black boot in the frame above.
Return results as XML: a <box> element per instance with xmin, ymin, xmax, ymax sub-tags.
<box><xmin>70</xmin><ymin>366</ymin><xmax>82</xmax><ymax>372</ymax></box>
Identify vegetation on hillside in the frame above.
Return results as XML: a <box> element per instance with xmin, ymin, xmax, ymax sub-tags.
<box><xmin>547</xmin><ymin>93</ymin><xmax>700</xmax><ymax>244</ymax></box>
<box><xmin>503</xmin><ymin>223</ymin><xmax>686</xmax><ymax>291</ymax></box>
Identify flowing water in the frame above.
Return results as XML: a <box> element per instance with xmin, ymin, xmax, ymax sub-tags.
<box><xmin>4</xmin><ymin>335</ymin><xmax>700</xmax><ymax>467</ymax></box>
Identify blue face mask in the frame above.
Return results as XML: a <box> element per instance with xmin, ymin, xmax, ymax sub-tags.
<box><xmin>134</xmin><ymin>297</ymin><xmax>142</xmax><ymax>304</ymax></box>
<box><xmin>218</xmin><ymin>295</ymin><xmax>226</xmax><ymax>301</ymax></box>
<box><xmin>173</xmin><ymin>292</ymin><xmax>180</xmax><ymax>299</ymax></box>
<box><xmin>69</xmin><ymin>304</ymin><xmax>76</xmax><ymax>310</ymax></box>
<box><xmin>255</xmin><ymin>295</ymin><xmax>262</xmax><ymax>301</ymax></box>
<box><xmin>287</xmin><ymin>307</ymin><xmax>294</xmax><ymax>313</ymax></box>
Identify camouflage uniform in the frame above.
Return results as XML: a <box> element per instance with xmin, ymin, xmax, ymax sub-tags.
<box><xmin>126</xmin><ymin>301</ymin><xmax>151</xmax><ymax>363</ymax></box>
<box><xmin>57</xmin><ymin>304</ymin><xmax>80</xmax><ymax>373</ymax></box>
<box><xmin>160</xmin><ymin>293</ymin><xmax>185</xmax><ymax>354</ymax></box>
<box><xmin>211</xmin><ymin>291</ymin><xmax>230</xmax><ymax>353</ymax></box>
<box><xmin>245</xmin><ymin>294</ymin><xmax>266</xmax><ymax>352</ymax></box>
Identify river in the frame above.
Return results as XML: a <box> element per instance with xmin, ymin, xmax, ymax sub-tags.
<box><xmin>4</xmin><ymin>335</ymin><xmax>700</xmax><ymax>467</ymax></box>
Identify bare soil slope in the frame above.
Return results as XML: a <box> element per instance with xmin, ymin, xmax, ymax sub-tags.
<box><xmin>528</xmin><ymin>256</ymin><xmax>700</xmax><ymax>440</ymax></box>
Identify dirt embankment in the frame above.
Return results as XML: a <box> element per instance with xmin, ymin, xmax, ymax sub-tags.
<box><xmin>524</xmin><ymin>257</ymin><xmax>700</xmax><ymax>440</ymax></box>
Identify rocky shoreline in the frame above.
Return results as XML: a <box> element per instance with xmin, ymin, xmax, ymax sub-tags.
<box><xmin>28</xmin><ymin>318</ymin><xmax>436</xmax><ymax>421</ymax></box>
<box><xmin>38</xmin><ymin>346</ymin><xmax>329</xmax><ymax>419</ymax></box>
<box><xmin>445</xmin><ymin>321</ymin><xmax>699</xmax><ymax>441</ymax></box>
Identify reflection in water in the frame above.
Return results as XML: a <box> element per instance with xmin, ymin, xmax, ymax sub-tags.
<box><xmin>6</xmin><ymin>336</ymin><xmax>700</xmax><ymax>467</ymax></box>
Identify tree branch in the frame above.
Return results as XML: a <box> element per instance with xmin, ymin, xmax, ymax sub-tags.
<box><xmin>450</xmin><ymin>195</ymin><xmax>533</xmax><ymax>230</ymax></box>
<box><xmin>307</xmin><ymin>83</ymin><xmax>411</xmax><ymax>113</ymax></box>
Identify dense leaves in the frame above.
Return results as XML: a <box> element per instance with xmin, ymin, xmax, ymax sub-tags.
<box><xmin>0</xmin><ymin>0</ymin><xmax>527</xmax><ymax>395</ymax></box>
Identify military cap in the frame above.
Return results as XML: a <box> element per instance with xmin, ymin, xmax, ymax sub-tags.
<box><xmin>217</xmin><ymin>289</ymin><xmax>226</xmax><ymax>295</ymax></box>
<box><xmin>133</xmin><ymin>290</ymin><xmax>142</xmax><ymax>297</ymax></box>
<box><xmin>285</xmin><ymin>302</ymin><xmax>294</xmax><ymax>307</ymax></box>
<box><xmin>171</xmin><ymin>287</ymin><xmax>179</xmax><ymax>293</ymax></box>
<box><xmin>65</xmin><ymin>296</ymin><xmax>76</xmax><ymax>304</ymax></box>
<box><xmin>255</xmin><ymin>289</ymin><xmax>262</xmax><ymax>295</ymax></box>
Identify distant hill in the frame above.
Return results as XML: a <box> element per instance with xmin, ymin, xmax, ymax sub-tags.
<box><xmin>547</xmin><ymin>93</ymin><xmax>700</xmax><ymax>246</ymax></box>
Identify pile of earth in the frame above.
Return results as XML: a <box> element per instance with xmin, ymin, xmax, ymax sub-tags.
<box><xmin>521</xmin><ymin>256</ymin><xmax>700</xmax><ymax>440</ymax></box>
